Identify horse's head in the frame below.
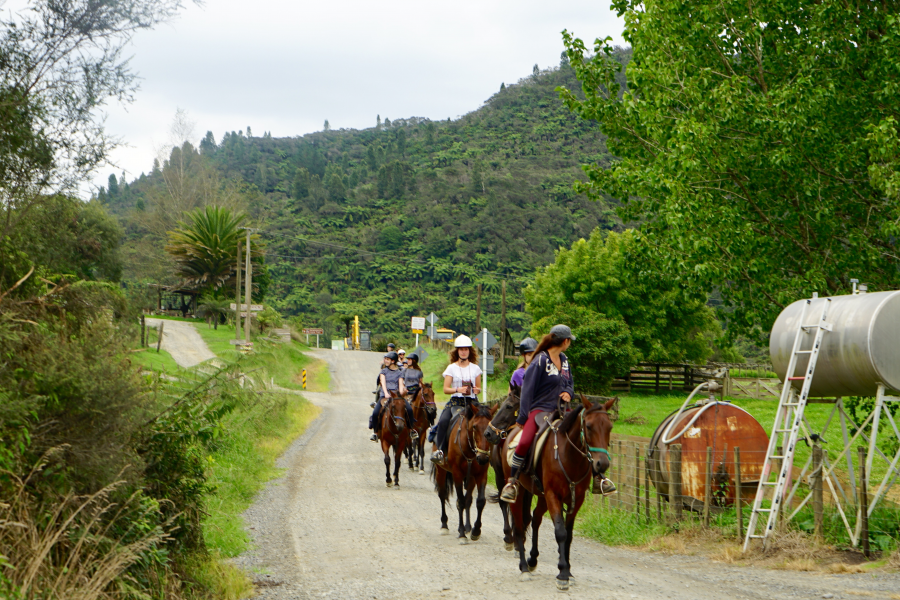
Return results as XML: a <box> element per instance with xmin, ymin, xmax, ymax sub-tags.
<box><xmin>422</xmin><ymin>382</ymin><xmax>435</xmax><ymax>405</ymax></box>
<box><xmin>467</xmin><ymin>402</ymin><xmax>498</xmax><ymax>465</ymax></box>
<box><xmin>580</xmin><ymin>394</ymin><xmax>615</xmax><ymax>476</ymax></box>
<box><xmin>485</xmin><ymin>385</ymin><xmax>521</xmax><ymax>445</ymax></box>
<box><xmin>386</xmin><ymin>390</ymin><xmax>407</xmax><ymax>428</ymax></box>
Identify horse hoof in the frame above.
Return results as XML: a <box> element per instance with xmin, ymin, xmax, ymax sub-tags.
<box><xmin>505</xmin><ymin>542</ymin><xmax>514</xmax><ymax>551</ymax></box>
<box><xmin>556</xmin><ymin>579</ymin><xmax>569</xmax><ymax>591</ymax></box>
<box><xmin>519</xmin><ymin>572</ymin><xmax>532</xmax><ymax>582</ymax></box>
<box><xmin>385</xmin><ymin>482</ymin><xmax>392</xmax><ymax>487</ymax></box>
<box><xmin>440</xmin><ymin>528</ymin><xmax>449</xmax><ymax>536</ymax></box>
<box><xmin>470</xmin><ymin>533</ymin><xmax>480</xmax><ymax>541</ymax></box>
<box><xmin>458</xmin><ymin>537</ymin><xmax>468</xmax><ymax>545</ymax></box>
<box><xmin>394</xmin><ymin>483</ymin><xmax>400</xmax><ymax>488</ymax></box>
<box><xmin>419</xmin><ymin>470</ymin><xmax>425</xmax><ymax>475</ymax></box>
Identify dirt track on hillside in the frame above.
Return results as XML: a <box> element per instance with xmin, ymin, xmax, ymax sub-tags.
<box><xmin>234</xmin><ymin>349</ymin><xmax>899</xmax><ymax>600</ymax></box>
<box><xmin>145</xmin><ymin>318</ymin><xmax>216</xmax><ymax>367</ymax></box>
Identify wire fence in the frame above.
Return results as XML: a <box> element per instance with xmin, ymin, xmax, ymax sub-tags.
<box><xmin>593</xmin><ymin>438</ymin><xmax>900</xmax><ymax>556</ymax></box>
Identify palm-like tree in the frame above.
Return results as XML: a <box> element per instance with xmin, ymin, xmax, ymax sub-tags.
<box><xmin>196</xmin><ymin>296</ymin><xmax>231</xmax><ymax>329</ymax></box>
<box><xmin>165</xmin><ymin>206</ymin><xmax>262</xmax><ymax>294</ymax></box>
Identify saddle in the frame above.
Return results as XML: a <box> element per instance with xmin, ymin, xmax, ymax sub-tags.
<box><xmin>506</xmin><ymin>411</ymin><xmax>561</xmax><ymax>486</ymax></box>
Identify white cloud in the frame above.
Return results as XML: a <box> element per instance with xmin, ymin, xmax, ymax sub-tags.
<box><xmin>91</xmin><ymin>0</ymin><xmax>624</xmax><ymax>192</ymax></box>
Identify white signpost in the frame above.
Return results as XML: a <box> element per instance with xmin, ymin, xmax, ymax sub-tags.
<box><xmin>411</xmin><ymin>316</ymin><xmax>426</xmax><ymax>347</ymax></box>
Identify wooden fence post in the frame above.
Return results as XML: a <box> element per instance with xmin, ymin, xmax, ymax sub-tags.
<box><xmin>644</xmin><ymin>446</ymin><xmax>651</xmax><ymax>523</ymax></box>
<box><xmin>156</xmin><ymin>322</ymin><xmax>164</xmax><ymax>353</ymax></box>
<box><xmin>619</xmin><ymin>441</ymin><xmax>628</xmax><ymax>510</ymax></box>
<box><xmin>140</xmin><ymin>314</ymin><xmax>146</xmax><ymax>347</ymax></box>
<box><xmin>655</xmin><ymin>364</ymin><xmax>661</xmax><ymax>394</ymax></box>
<box><xmin>635</xmin><ymin>443</ymin><xmax>641</xmax><ymax>517</ymax></box>
<box><xmin>734</xmin><ymin>447</ymin><xmax>743</xmax><ymax>540</ymax></box>
<box><xmin>812</xmin><ymin>444</ymin><xmax>824</xmax><ymax>539</ymax></box>
<box><xmin>669</xmin><ymin>444</ymin><xmax>683</xmax><ymax>522</ymax></box>
<box><xmin>857</xmin><ymin>446</ymin><xmax>870</xmax><ymax>558</ymax></box>
<box><xmin>703</xmin><ymin>446</ymin><xmax>712</xmax><ymax>527</ymax></box>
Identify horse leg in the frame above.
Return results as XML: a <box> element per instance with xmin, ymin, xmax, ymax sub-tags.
<box><xmin>393</xmin><ymin>443</ymin><xmax>402</xmax><ymax>487</ymax></box>
<box><xmin>471</xmin><ymin>480</ymin><xmax>486</xmax><ymax>541</ymax></box>
<box><xmin>522</xmin><ymin>489</ymin><xmax>534</xmax><ymax>532</ymax></box>
<box><xmin>527</xmin><ymin>496</ymin><xmax>547</xmax><ymax>572</ymax></box>
<box><xmin>418</xmin><ymin>438</ymin><xmax>426</xmax><ymax>474</ymax></box>
<box><xmin>545</xmin><ymin>491</ymin><xmax>571</xmax><ymax>589</ymax></box>
<box><xmin>453</xmin><ymin>477</ymin><xmax>468</xmax><ymax>543</ymax></box>
<box><xmin>510</xmin><ymin>496</ymin><xmax>530</xmax><ymax>576</ymax></box>
<box><xmin>464</xmin><ymin>484</ymin><xmax>473</xmax><ymax>534</ymax></box>
<box><xmin>564</xmin><ymin>493</ymin><xmax>584</xmax><ymax>571</ymax></box>
<box><xmin>382</xmin><ymin>441</ymin><xmax>392</xmax><ymax>487</ymax></box>
<box><xmin>437</xmin><ymin>469</ymin><xmax>449</xmax><ymax>534</ymax></box>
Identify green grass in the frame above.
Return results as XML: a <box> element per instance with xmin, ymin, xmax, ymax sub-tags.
<box><xmin>131</xmin><ymin>323</ymin><xmax>181</xmax><ymax>372</ymax></box>
<box><xmin>203</xmin><ymin>391</ymin><xmax>320</xmax><ymax>556</ymax></box>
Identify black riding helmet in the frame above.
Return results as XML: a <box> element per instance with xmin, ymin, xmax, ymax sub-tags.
<box><xmin>385</xmin><ymin>351</ymin><xmax>399</xmax><ymax>362</ymax></box>
<box><xmin>518</xmin><ymin>337</ymin><xmax>538</xmax><ymax>353</ymax></box>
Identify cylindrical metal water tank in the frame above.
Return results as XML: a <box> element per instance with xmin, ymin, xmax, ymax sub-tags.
<box><xmin>770</xmin><ymin>291</ymin><xmax>900</xmax><ymax>397</ymax></box>
<box><xmin>647</xmin><ymin>402</ymin><xmax>768</xmax><ymax>507</ymax></box>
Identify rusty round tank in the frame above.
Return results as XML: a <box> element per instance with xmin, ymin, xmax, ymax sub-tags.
<box><xmin>647</xmin><ymin>402</ymin><xmax>768</xmax><ymax>508</ymax></box>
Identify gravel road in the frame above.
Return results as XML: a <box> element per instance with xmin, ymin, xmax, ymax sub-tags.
<box><xmin>145</xmin><ymin>318</ymin><xmax>216</xmax><ymax>367</ymax></box>
<box><xmin>235</xmin><ymin>349</ymin><xmax>899</xmax><ymax>600</ymax></box>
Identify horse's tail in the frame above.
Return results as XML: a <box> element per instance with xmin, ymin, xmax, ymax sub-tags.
<box><xmin>430</xmin><ymin>462</ymin><xmax>454</xmax><ymax>499</ymax></box>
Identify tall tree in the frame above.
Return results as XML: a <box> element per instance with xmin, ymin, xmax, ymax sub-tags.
<box><xmin>561</xmin><ymin>1</ymin><xmax>900</xmax><ymax>342</ymax></box>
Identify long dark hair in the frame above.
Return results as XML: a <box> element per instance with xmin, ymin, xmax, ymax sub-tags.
<box><xmin>407</xmin><ymin>357</ymin><xmax>420</xmax><ymax>370</ymax></box>
<box><xmin>532</xmin><ymin>332</ymin><xmax>570</xmax><ymax>360</ymax></box>
<box><xmin>449</xmin><ymin>345</ymin><xmax>479</xmax><ymax>365</ymax></box>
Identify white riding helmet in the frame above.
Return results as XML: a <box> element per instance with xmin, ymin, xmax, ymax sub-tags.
<box><xmin>398</xmin><ymin>349</ymin><xmax>406</xmax><ymax>355</ymax></box>
<box><xmin>454</xmin><ymin>335</ymin><xmax>473</xmax><ymax>348</ymax></box>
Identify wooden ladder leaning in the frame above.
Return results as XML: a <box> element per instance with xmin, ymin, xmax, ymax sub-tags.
<box><xmin>743</xmin><ymin>297</ymin><xmax>832</xmax><ymax>551</ymax></box>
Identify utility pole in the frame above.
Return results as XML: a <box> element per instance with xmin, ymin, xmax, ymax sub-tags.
<box><xmin>235</xmin><ymin>239</ymin><xmax>242</xmax><ymax>341</ymax></box>
<box><xmin>476</xmin><ymin>283</ymin><xmax>482</xmax><ymax>332</ymax></box>
<box><xmin>244</xmin><ymin>229</ymin><xmax>253</xmax><ymax>343</ymax></box>
<box><xmin>500</xmin><ymin>280</ymin><xmax>507</xmax><ymax>364</ymax></box>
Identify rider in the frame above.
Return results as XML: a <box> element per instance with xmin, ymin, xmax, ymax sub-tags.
<box><xmin>397</xmin><ymin>348</ymin><xmax>407</xmax><ymax>369</ymax></box>
<box><xmin>403</xmin><ymin>352</ymin><xmax>433</xmax><ymax>421</ymax></box>
<box><xmin>430</xmin><ymin>335</ymin><xmax>482</xmax><ymax>465</ymax></box>
<box><xmin>510</xmin><ymin>337</ymin><xmax>538</xmax><ymax>391</ymax></box>
<box><xmin>369</xmin><ymin>352</ymin><xmax>419</xmax><ymax>442</ymax></box>
<box><xmin>500</xmin><ymin>325</ymin><xmax>575</xmax><ymax>502</ymax></box>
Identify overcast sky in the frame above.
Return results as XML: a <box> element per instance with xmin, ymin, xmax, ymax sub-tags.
<box><xmin>90</xmin><ymin>0</ymin><xmax>624</xmax><ymax>193</ymax></box>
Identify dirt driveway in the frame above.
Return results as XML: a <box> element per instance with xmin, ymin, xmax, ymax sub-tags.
<box><xmin>235</xmin><ymin>349</ymin><xmax>898</xmax><ymax>600</ymax></box>
<box><xmin>145</xmin><ymin>318</ymin><xmax>216</xmax><ymax>368</ymax></box>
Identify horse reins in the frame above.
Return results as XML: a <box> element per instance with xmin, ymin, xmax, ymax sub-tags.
<box><xmin>552</xmin><ymin>406</ymin><xmax>611</xmax><ymax>510</ymax></box>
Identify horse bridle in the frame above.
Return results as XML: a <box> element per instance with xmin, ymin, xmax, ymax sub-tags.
<box><xmin>487</xmin><ymin>395</ymin><xmax>520</xmax><ymax>440</ymax></box>
<box><xmin>385</xmin><ymin>396</ymin><xmax>406</xmax><ymax>435</ymax></box>
<box><xmin>553</xmin><ymin>406</ymin><xmax>612</xmax><ymax>508</ymax></box>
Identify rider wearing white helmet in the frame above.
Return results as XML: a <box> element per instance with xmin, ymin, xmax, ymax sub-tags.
<box><xmin>430</xmin><ymin>334</ymin><xmax>482</xmax><ymax>464</ymax></box>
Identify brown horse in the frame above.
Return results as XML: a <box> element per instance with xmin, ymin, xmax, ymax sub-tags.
<box><xmin>484</xmin><ymin>385</ymin><xmax>532</xmax><ymax>551</ymax></box>
<box><xmin>499</xmin><ymin>395</ymin><xmax>614</xmax><ymax>590</ymax></box>
<box><xmin>380</xmin><ymin>390</ymin><xmax>410</xmax><ymax>487</ymax></box>
<box><xmin>406</xmin><ymin>383</ymin><xmax>434</xmax><ymax>474</ymax></box>
<box><xmin>431</xmin><ymin>402</ymin><xmax>497</xmax><ymax>543</ymax></box>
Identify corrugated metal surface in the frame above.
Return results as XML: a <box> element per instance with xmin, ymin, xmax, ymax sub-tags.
<box><xmin>648</xmin><ymin>403</ymin><xmax>768</xmax><ymax>506</ymax></box>
<box><xmin>770</xmin><ymin>291</ymin><xmax>900</xmax><ymax>397</ymax></box>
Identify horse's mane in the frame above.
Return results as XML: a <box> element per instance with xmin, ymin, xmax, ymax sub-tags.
<box><xmin>474</xmin><ymin>404</ymin><xmax>492</xmax><ymax>419</ymax></box>
<box><xmin>559</xmin><ymin>404</ymin><xmax>585</xmax><ymax>433</ymax></box>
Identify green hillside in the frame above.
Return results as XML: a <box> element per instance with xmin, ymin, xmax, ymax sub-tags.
<box><xmin>104</xmin><ymin>51</ymin><xmax>631</xmax><ymax>340</ymax></box>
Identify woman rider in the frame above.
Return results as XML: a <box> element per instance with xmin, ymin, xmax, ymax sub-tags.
<box><xmin>509</xmin><ymin>337</ymin><xmax>538</xmax><ymax>392</ymax></box>
<box><xmin>430</xmin><ymin>335</ymin><xmax>482</xmax><ymax>465</ymax></box>
<box><xmin>404</xmin><ymin>353</ymin><xmax>434</xmax><ymax>425</ymax></box>
<box><xmin>397</xmin><ymin>349</ymin><xmax>408</xmax><ymax>369</ymax></box>
<box><xmin>369</xmin><ymin>351</ymin><xmax>419</xmax><ymax>441</ymax></box>
<box><xmin>500</xmin><ymin>325</ymin><xmax>616</xmax><ymax>501</ymax></box>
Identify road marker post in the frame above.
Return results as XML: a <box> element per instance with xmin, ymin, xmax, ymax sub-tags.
<box><xmin>302</xmin><ymin>369</ymin><xmax>307</xmax><ymax>390</ymax></box>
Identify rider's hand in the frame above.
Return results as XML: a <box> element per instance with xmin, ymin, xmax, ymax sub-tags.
<box><xmin>560</xmin><ymin>392</ymin><xmax>572</xmax><ymax>402</ymax></box>
<box><xmin>473</xmin><ymin>386</ymin><xmax>481</xmax><ymax>395</ymax></box>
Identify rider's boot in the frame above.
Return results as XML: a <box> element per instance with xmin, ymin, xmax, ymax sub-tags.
<box><xmin>500</xmin><ymin>477</ymin><xmax>519</xmax><ymax>503</ymax></box>
<box><xmin>370</xmin><ymin>432</ymin><xmax>378</xmax><ymax>442</ymax></box>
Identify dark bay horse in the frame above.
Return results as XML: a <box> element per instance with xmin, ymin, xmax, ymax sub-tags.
<box><xmin>406</xmin><ymin>383</ymin><xmax>434</xmax><ymax>474</ymax></box>
<box><xmin>431</xmin><ymin>402</ymin><xmax>497</xmax><ymax>544</ymax></box>
<box><xmin>485</xmin><ymin>385</ymin><xmax>533</xmax><ymax>551</ymax></box>
<box><xmin>499</xmin><ymin>395</ymin><xmax>614</xmax><ymax>590</ymax></box>
<box><xmin>380</xmin><ymin>391</ymin><xmax>410</xmax><ymax>487</ymax></box>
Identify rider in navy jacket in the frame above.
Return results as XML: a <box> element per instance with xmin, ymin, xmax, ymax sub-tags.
<box><xmin>516</xmin><ymin>350</ymin><xmax>574</xmax><ymax>426</ymax></box>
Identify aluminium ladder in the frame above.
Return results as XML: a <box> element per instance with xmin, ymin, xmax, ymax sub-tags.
<box><xmin>743</xmin><ymin>297</ymin><xmax>832</xmax><ymax>551</ymax></box>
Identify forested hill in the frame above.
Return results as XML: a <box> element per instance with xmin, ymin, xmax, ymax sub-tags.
<box><xmin>104</xmin><ymin>50</ymin><xmax>630</xmax><ymax>339</ymax></box>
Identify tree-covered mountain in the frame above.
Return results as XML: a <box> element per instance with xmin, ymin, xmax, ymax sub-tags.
<box><xmin>104</xmin><ymin>51</ymin><xmax>631</xmax><ymax>340</ymax></box>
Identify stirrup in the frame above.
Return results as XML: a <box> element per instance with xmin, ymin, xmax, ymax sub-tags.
<box><xmin>500</xmin><ymin>478</ymin><xmax>519</xmax><ymax>503</ymax></box>
<box><xmin>599</xmin><ymin>477</ymin><xmax>617</xmax><ymax>496</ymax></box>
<box><xmin>370</xmin><ymin>433</ymin><xmax>378</xmax><ymax>442</ymax></box>
<box><xmin>410</xmin><ymin>429</ymin><xmax>419</xmax><ymax>440</ymax></box>
<box><xmin>430</xmin><ymin>450</ymin><xmax>444</xmax><ymax>464</ymax></box>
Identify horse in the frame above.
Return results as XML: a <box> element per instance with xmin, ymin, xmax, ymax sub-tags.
<box><xmin>380</xmin><ymin>390</ymin><xmax>410</xmax><ymax>488</ymax></box>
<box><xmin>406</xmin><ymin>383</ymin><xmax>434</xmax><ymax>474</ymax></box>
<box><xmin>498</xmin><ymin>395</ymin><xmax>615</xmax><ymax>590</ymax></box>
<box><xmin>484</xmin><ymin>385</ymin><xmax>534</xmax><ymax>551</ymax></box>
<box><xmin>430</xmin><ymin>401</ymin><xmax>497</xmax><ymax>544</ymax></box>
